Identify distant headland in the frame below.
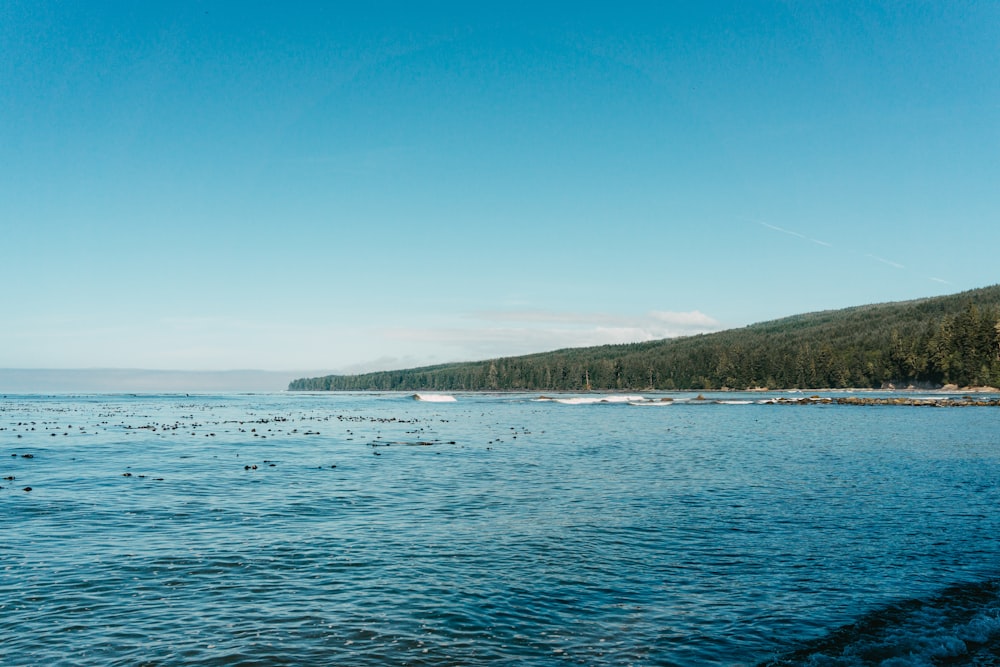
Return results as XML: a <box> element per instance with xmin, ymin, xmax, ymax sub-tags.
<box><xmin>289</xmin><ymin>285</ymin><xmax>1000</xmax><ymax>393</ymax></box>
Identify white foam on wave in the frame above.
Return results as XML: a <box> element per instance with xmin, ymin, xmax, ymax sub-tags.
<box><xmin>850</xmin><ymin>604</ymin><xmax>1000</xmax><ymax>665</ymax></box>
<box><xmin>551</xmin><ymin>395</ymin><xmax>646</xmax><ymax>405</ymax></box>
<box><xmin>412</xmin><ymin>393</ymin><xmax>457</xmax><ymax>402</ymax></box>
<box><xmin>552</xmin><ymin>397</ymin><xmax>602</xmax><ymax>405</ymax></box>
<box><xmin>628</xmin><ymin>400</ymin><xmax>674</xmax><ymax>406</ymax></box>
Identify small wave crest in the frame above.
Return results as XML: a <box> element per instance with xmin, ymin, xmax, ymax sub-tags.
<box><xmin>761</xmin><ymin>580</ymin><xmax>1000</xmax><ymax>666</ymax></box>
<box><xmin>411</xmin><ymin>393</ymin><xmax>457</xmax><ymax>402</ymax></box>
<box><xmin>535</xmin><ymin>395</ymin><xmax>681</xmax><ymax>406</ymax></box>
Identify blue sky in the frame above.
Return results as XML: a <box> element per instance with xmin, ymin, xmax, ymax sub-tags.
<box><xmin>3</xmin><ymin>1</ymin><xmax>998</xmax><ymax>374</ymax></box>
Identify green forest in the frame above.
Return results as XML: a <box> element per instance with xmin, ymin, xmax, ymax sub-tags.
<box><xmin>289</xmin><ymin>285</ymin><xmax>1000</xmax><ymax>392</ymax></box>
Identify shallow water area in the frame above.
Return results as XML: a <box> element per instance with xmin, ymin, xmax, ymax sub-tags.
<box><xmin>2</xmin><ymin>391</ymin><xmax>1000</xmax><ymax>665</ymax></box>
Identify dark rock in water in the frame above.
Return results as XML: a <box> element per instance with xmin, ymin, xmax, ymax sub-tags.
<box><xmin>21</xmin><ymin>454</ymin><xmax>34</xmax><ymax>458</ymax></box>
<box><xmin>833</xmin><ymin>396</ymin><xmax>1000</xmax><ymax>407</ymax></box>
<box><xmin>23</xmin><ymin>487</ymin><xmax>31</xmax><ymax>492</ymax></box>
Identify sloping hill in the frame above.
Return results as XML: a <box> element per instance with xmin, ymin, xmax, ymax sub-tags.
<box><xmin>290</xmin><ymin>285</ymin><xmax>1000</xmax><ymax>391</ymax></box>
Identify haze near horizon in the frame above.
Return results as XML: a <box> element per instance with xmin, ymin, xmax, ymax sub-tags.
<box><xmin>4</xmin><ymin>2</ymin><xmax>998</xmax><ymax>383</ymax></box>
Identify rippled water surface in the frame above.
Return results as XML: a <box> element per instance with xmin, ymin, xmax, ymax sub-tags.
<box><xmin>2</xmin><ymin>392</ymin><xmax>1000</xmax><ymax>665</ymax></box>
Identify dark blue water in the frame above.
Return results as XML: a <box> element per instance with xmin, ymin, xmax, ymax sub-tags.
<box><xmin>2</xmin><ymin>392</ymin><xmax>999</xmax><ymax>665</ymax></box>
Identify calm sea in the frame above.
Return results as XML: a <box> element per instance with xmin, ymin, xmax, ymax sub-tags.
<box><xmin>2</xmin><ymin>391</ymin><xmax>999</xmax><ymax>666</ymax></box>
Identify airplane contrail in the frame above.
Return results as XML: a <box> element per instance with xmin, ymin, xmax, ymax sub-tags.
<box><xmin>755</xmin><ymin>219</ymin><xmax>951</xmax><ymax>284</ymax></box>
<box><xmin>759</xmin><ymin>222</ymin><xmax>830</xmax><ymax>247</ymax></box>
<box><xmin>867</xmin><ymin>254</ymin><xmax>905</xmax><ymax>270</ymax></box>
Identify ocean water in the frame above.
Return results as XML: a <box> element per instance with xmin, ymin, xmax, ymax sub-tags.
<box><xmin>2</xmin><ymin>391</ymin><xmax>999</xmax><ymax>666</ymax></box>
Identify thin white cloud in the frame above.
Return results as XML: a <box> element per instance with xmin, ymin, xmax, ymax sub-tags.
<box><xmin>383</xmin><ymin>326</ymin><xmax>633</xmax><ymax>359</ymax></box>
<box><xmin>649</xmin><ymin>310</ymin><xmax>719</xmax><ymax>327</ymax></box>
<box><xmin>471</xmin><ymin>308</ymin><xmax>719</xmax><ymax>331</ymax></box>
<box><xmin>334</xmin><ymin>355</ymin><xmax>430</xmax><ymax>374</ymax></box>
<box><xmin>930</xmin><ymin>277</ymin><xmax>951</xmax><ymax>284</ymax></box>
<box><xmin>384</xmin><ymin>309</ymin><xmax>723</xmax><ymax>360</ymax></box>
<box><xmin>471</xmin><ymin>310</ymin><xmax>603</xmax><ymax>324</ymax></box>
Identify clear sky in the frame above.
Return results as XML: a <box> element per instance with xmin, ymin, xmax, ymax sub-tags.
<box><xmin>3</xmin><ymin>1</ymin><xmax>998</xmax><ymax>375</ymax></box>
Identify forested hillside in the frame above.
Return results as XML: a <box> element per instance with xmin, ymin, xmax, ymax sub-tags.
<box><xmin>289</xmin><ymin>285</ymin><xmax>1000</xmax><ymax>392</ymax></box>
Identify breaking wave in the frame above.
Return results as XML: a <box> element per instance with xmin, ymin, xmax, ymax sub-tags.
<box><xmin>539</xmin><ymin>394</ymin><xmax>646</xmax><ymax>405</ymax></box>
<box><xmin>411</xmin><ymin>393</ymin><xmax>457</xmax><ymax>402</ymax></box>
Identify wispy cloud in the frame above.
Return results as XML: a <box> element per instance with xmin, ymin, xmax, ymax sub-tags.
<box><xmin>930</xmin><ymin>277</ymin><xmax>951</xmax><ymax>285</ymax></box>
<box><xmin>384</xmin><ymin>309</ymin><xmax>722</xmax><ymax>360</ymax></box>
<box><xmin>471</xmin><ymin>310</ymin><xmax>613</xmax><ymax>325</ymax></box>
<box><xmin>474</xmin><ymin>308</ymin><xmax>717</xmax><ymax>327</ymax></box>
<box><xmin>334</xmin><ymin>355</ymin><xmax>430</xmax><ymax>375</ymax></box>
<box><xmin>649</xmin><ymin>310</ymin><xmax>720</xmax><ymax>327</ymax></box>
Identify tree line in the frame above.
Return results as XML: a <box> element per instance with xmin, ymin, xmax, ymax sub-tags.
<box><xmin>289</xmin><ymin>285</ymin><xmax>1000</xmax><ymax>392</ymax></box>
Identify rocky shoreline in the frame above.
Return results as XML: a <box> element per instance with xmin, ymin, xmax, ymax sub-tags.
<box><xmin>767</xmin><ymin>395</ymin><xmax>1000</xmax><ymax>407</ymax></box>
